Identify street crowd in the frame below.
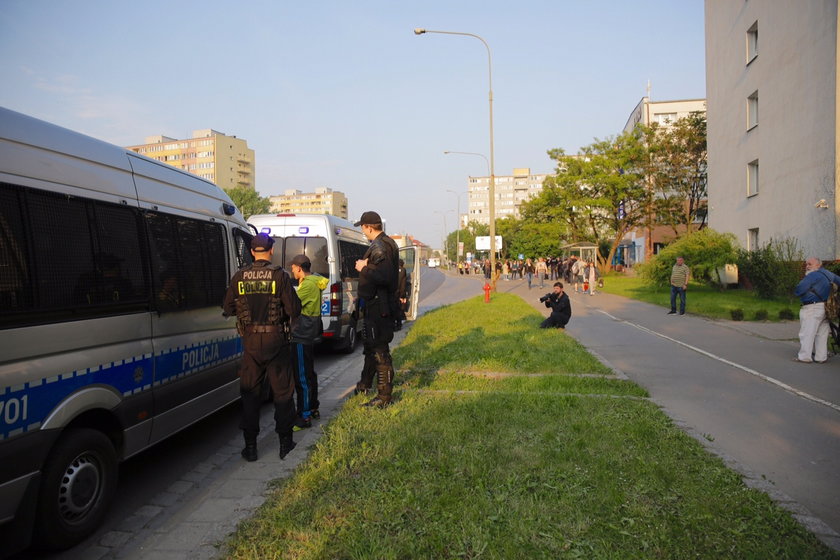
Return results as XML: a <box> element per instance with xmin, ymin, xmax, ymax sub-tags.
<box><xmin>456</xmin><ymin>256</ymin><xmax>602</xmax><ymax>294</ymax></box>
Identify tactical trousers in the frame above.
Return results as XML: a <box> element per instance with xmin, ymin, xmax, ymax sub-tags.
<box><xmin>292</xmin><ymin>342</ymin><xmax>319</xmax><ymax>418</ymax></box>
<box><xmin>238</xmin><ymin>331</ymin><xmax>296</xmax><ymax>440</ymax></box>
<box><xmin>358</xmin><ymin>299</ymin><xmax>395</xmax><ymax>395</ymax></box>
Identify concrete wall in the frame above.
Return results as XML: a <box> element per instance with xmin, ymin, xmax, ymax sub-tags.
<box><xmin>705</xmin><ymin>0</ymin><xmax>838</xmax><ymax>259</ymax></box>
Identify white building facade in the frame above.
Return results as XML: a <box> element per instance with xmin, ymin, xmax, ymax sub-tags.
<box><xmin>705</xmin><ymin>0</ymin><xmax>839</xmax><ymax>259</ymax></box>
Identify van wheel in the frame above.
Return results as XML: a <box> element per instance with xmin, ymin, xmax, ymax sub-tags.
<box><xmin>339</xmin><ymin>325</ymin><xmax>357</xmax><ymax>354</ymax></box>
<box><xmin>34</xmin><ymin>428</ymin><xmax>118</xmax><ymax>551</ymax></box>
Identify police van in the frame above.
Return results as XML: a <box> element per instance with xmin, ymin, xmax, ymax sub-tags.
<box><xmin>0</xmin><ymin>107</ymin><xmax>254</xmax><ymax>555</ymax></box>
<box><xmin>246</xmin><ymin>213</ymin><xmax>420</xmax><ymax>352</ymax></box>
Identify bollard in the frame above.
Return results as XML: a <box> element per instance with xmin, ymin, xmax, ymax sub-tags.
<box><xmin>483</xmin><ymin>282</ymin><xmax>492</xmax><ymax>303</ymax></box>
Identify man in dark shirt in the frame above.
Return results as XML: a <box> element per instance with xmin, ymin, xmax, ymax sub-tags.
<box><xmin>223</xmin><ymin>233</ymin><xmax>301</xmax><ymax>461</ymax></box>
<box><xmin>539</xmin><ymin>282</ymin><xmax>572</xmax><ymax>329</ymax></box>
<box><xmin>353</xmin><ymin>211</ymin><xmax>400</xmax><ymax>407</ymax></box>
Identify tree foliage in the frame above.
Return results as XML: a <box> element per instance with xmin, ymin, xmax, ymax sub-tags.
<box><xmin>639</xmin><ymin>228</ymin><xmax>738</xmax><ymax>287</ymax></box>
<box><xmin>445</xmin><ymin>220</ymin><xmax>488</xmax><ymax>262</ymax></box>
<box><xmin>643</xmin><ymin>113</ymin><xmax>708</xmax><ymax>235</ymax></box>
<box><xmin>224</xmin><ymin>187</ymin><xmax>271</xmax><ymax>219</ymax></box>
<box><xmin>526</xmin><ymin>131</ymin><xmax>651</xmax><ymax>273</ymax></box>
<box><xmin>735</xmin><ymin>237</ymin><xmax>803</xmax><ymax>299</ymax></box>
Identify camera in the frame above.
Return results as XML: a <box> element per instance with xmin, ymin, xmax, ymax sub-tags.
<box><xmin>539</xmin><ymin>293</ymin><xmax>555</xmax><ymax>303</ymax></box>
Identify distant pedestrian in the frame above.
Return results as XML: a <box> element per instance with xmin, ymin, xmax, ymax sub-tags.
<box><xmin>793</xmin><ymin>257</ymin><xmax>840</xmax><ymax>363</ymax></box>
<box><xmin>523</xmin><ymin>258</ymin><xmax>535</xmax><ymax>289</ymax></box>
<box><xmin>668</xmin><ymin>256</ymin><xmax>690</xmax><ymax>315</ymax></box>
<box><xmin>588</xmin><ymin>261</ymin><xmax>599</xmax><ymax>295</ymax></box>
<box><xmin>536</xmin><ymin>258</ymin><xmax>548</xmax><ymax>288</ymax></box>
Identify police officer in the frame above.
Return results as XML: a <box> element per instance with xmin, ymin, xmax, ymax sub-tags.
<box><xmin>223</xmin><ymin>233</ymin><xmax>301</xmax><ymax>461</ymax></box>
<box><xmin>353</xmin><ymin>211</ymin><xmax>400</xmax><ymax>407</ymax></box>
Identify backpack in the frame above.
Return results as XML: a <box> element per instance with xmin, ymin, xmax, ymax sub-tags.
<box><xmin>826</xmin><ymin>281</ymin><xmax>840</xmax><ymax>322</ymax></box>
<box><xmin>819</xmin><ymin>270</ymin><xmax>840</xmax><ymax>321</ymax></box>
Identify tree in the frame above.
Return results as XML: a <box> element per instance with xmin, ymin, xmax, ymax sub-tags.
<box><xmin>538</xmin><ymin>131</ymin><xmax>651</xmax><ymax>273</ymax></box>
<box><xmin>223</xmin><ymin>187</ymin><xmax>271</xmax><ymax>219</ymax></box>
<box><xmin>644</xmin><ymin>113</ymin><xmax>708</xmax><ymax>235</ymax></box>
<box><xmin>445</xmin><ymin>220</ymin><xmax>488</xmax><ymax>263</ymax></box>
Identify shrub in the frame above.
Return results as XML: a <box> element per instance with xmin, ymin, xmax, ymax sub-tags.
<box><xmin>754</xmin><ymin>310</ymin><xmax>768</xmax><ymax>321</ymax></box>
<box><xmin>736</xmin><ymin>237</ymin><xmax>803</xmax><ymax>299</ymax></box>
<box><xmin>639</xmin><ymin>228</ymin><xmax>738</xmax><ymax>287</ymax></box>
<box><xmin>779</xmin><ymin>308</ymin><xmax>796</xmax><ymax>320</ymax></box>
<box><xmin>730</xmin><ymin>308</ymin><xmax>744</xmax><ymax>321</ymax></box>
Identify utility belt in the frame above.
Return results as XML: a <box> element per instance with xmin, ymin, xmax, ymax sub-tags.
<box><xmin>243</xmin><ymin>323</ymin><xmax>284</xmax><ymax>334</ymax></box>
<box><xmin>801</xmin><ymin>301</ymin><xmax>824</xmax><ymax>307</ymax></box>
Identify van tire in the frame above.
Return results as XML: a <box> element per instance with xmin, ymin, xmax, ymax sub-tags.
<box><xmin>339</xmin><ymin>325</ymin><xmax>357</xmax><ymax>354</ymax></box>
<box><xmin>34</xmin><ymin>428</ymin><xmax>118</xmax><ymax>551</ymax></box>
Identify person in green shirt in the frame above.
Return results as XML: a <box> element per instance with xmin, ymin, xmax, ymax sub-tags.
<box><xmin>289</xmin><ymin>254</ymin><xmax>329</xmax><ymax>428</ymax></box>
<box><xmin>668</xmin><ymin>256</ymin><xmax>690</xmax><ymax>315</ymax></box>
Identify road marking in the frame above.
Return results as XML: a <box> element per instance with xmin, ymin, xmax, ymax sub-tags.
<box><xmin>596</xmin><ymin>309</ymin><xmax>840</xmax><ymax>413</ymax></box>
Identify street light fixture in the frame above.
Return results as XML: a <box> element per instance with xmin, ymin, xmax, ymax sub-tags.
<box><xmin>415</xmin><ymin>28</ymin><xmax>497</xmax><ymax>282</ymax></box>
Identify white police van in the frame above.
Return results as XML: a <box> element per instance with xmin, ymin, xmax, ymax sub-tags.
<box><xmin>0</xmin><ymin>107</ymin><xmax>254</xmax><ymax>555</ymax></box>
<box><xmin>246</xmin><ymin>213</ymin><xmax>420</xmax><ymax>352</ymax></box>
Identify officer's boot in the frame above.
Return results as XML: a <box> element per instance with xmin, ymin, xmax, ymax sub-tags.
<box><xmin>363</xmin><ymin>364</ymin><xmax>393</xmax><ymax>408</ymax></box>
<box><xmin>278</xmin><ymin>435</ymin><xmax>297</xmax><ymax>460</ymax></box>
<box><xmin>241</xmin><ymin>436</ymin><xmax>258</xmax><ymax>462</ymax></box>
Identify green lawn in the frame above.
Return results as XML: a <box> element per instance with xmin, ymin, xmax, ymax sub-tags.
<box><xmin>223</xmin><ymin>294</ymin><xmax>837</xmax><ymax>559</ymax></box>
<box><xmin>599</xmin><ymin>274</ymin><xmax>800</xmax><ymax>321</ymax></box>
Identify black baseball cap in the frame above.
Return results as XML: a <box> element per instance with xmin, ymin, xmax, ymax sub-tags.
<box><xmin>354</xmin><ymin>211</ymin><xmax>382</xmax><ymax>227</ymax></box>
<box><xmin>250</xmin><ymin>233</ymin><xmax>275</xmax><ymax>251</ymax></box>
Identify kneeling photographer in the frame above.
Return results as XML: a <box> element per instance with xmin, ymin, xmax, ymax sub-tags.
<box><xmin>539</xmin><ymin>282</ymin><xmax>572</xmax><ymax>329</ymax></box>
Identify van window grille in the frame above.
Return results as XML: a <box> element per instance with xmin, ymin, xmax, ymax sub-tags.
<box><xmin>0</xmin><ymin>182</ymin><xmax>150</xmax><ymax>328</ymax></box>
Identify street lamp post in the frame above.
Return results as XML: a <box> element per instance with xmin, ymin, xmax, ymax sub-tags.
<box><xmin>415</xmin><ymin>28</ymin><xmax>497</xmax><ymax>282</ymax></box>
<box><xmin>446</xmin><ymin>188</ymin><xmax>463</xmax><ymax>262</ymax></box>
<box><xmin>434</xmin><ymin>209</ymin><xmax>451</xmax><ymax>266</ymax></box>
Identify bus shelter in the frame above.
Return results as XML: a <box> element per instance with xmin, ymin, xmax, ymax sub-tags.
<box><xmin>561</xmin><ymin>242</ymin><xmax>599</xmax><ymax>263</ymax></box>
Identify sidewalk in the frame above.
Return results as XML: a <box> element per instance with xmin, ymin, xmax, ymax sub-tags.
<box><xmin>493</xmin><ymin>274</ymin><xmax>840</xmax><ymax>551</ymax></box>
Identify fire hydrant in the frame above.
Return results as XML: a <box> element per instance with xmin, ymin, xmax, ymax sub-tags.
<box><xmin>483</xmin><ymin>282</ymin><xmax>492</xmax><ymax>303</ymax></box>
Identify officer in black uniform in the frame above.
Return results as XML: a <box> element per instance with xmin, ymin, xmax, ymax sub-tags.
<box><xmin>223</xmin><ymin>233</ymin><xmax>301</xmax><ymax>461</ymax></box>
<box><xmin>353</xmin><ymin>211</ymin><xmax>400</xmax><ymax>407</ymax></box>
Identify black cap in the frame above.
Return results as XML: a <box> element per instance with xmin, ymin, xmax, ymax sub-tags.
<box><xmin>290</xmin><ymin>254</ymin><xmax>310</xmax><ymax>267</ymax></box>
<box><xmin>250</xmin><ymin>233</ymin><xmax>274</xmax><ymax>251</ymax></box>
<box><xmin>354</xmin><ymin>211</ymin><xmax>382</xmax><ymax>227</ymax></box>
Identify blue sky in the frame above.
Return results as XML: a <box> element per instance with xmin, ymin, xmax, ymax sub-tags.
<box><xmin>0</xmin><ymin>0</ymin><xmax>706</xmax><ymax>246</ymax></box>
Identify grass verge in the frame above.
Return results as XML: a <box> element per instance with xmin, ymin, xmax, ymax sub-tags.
<box><xmin>599</xmin><ymin>274</ymin><xmax>799</xmax><ymax>322</ymax></box>
<box><xmin>224</xmin><ymin>294</ymin><xmax>837</xmax><ymax>559</ymax></box>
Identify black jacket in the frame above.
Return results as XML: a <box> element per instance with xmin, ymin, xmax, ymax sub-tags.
<box><xmin>544</xmin><ymin>292</ymin><xmax>572</xmax><ymax>322</ymax></box>
<box><xmin>358</xmin><ymin>232</ymin><xmax>399</xmax><ymax>301</ymax></box>
<box><xmin>222</xmin><ymin>260</ymin><xmax>301</xmax><ymax>325</ymax></box>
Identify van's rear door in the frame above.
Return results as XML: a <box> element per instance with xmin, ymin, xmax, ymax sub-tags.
<box><xmin>399</xmin><ymin>246</ymin><xmax>421</xmax><ymax>321</ymax></box>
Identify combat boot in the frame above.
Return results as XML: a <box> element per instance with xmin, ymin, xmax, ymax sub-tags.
<box><xmin>241</xmin><ymin>439</ymin><xmax>258</xmax><ymax>462</ymax></box>
<box><xmin>278</xmin><ymin>435</ymin><xmax>297</xmax><ymax>460</ymax></box>
<box><xmin>362</xmin><ymin>393</ymin><xmax>392</xmax><ymax>408</ymax></box>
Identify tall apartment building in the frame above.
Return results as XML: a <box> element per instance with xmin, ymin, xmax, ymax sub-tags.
<box><xmin>705</xmin><ymin>1</ymin><xmax>838</xmax><ymax>259</ymax></box>
<box><xmin>465</xmin><ymin>168</ymin><xmax>547</xmax><ymax>226</ymax></box>
<box><xmin>127</xmin><ymin>129</ymin><xmax>255</xmax><ymax>191</ymax></box>
<box><xmin>268</xmin><ymin>187</ymin><xmax>348</xmax><ymax>219</ymax></box>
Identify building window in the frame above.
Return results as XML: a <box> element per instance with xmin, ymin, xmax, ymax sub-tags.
<box><xmin>654</xmin><ymin>112</ymin><xmax>677</xmax><ymax>125</ymax></box>
<box><xmin>748</xmin><ymin>228</ymin><xmax>759</xmax><ymax>251</ymax></box>
<box><xmin>747</xmin><ymin>91</ymin><xmax>758</xmax><ymax>130</ymax></box>
<box><xmin>747</xmin><ymin>160</ymin><xmax>759</xmax><ymax>196</ymax></box>
<box><xmin>747</xmin><ymin>21</ymin><xmax>758</xmax><ymax>63</ymax></box>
